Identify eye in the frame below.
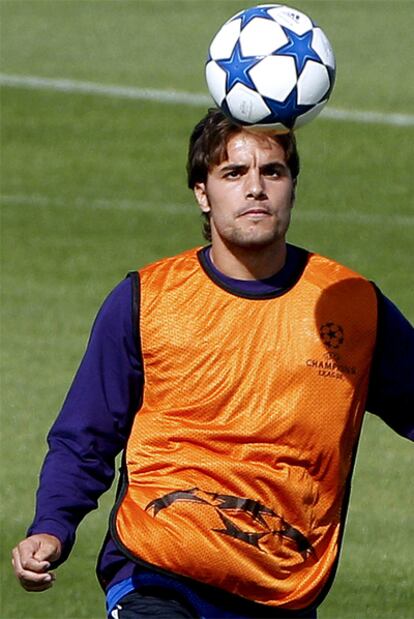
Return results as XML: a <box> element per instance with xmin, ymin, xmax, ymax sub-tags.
<box><xmin>222</xmin><ymin>168</ymin><xmax>243</xmax><ymax>180</ymax></box>
<box><xmin>264</xmin><ymin>165</ymin><xmax>281</xmax><ymax>178</ymax></box>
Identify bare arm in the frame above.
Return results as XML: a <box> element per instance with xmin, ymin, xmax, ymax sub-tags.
<box><xmin>12</xmin><ymin>534</ymin><xmax>62</xmax><ymax>592</ymax></box>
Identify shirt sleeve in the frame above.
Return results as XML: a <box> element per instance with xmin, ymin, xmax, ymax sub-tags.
<box><xmin>366</xmin><ymin>288</ymin><xmax>414</xmax><ymax>440</ymax></box>
<box><xmin>27</xmin><ymin>276</ymin><xmax>143</xmax><ymax>563</ymax></box>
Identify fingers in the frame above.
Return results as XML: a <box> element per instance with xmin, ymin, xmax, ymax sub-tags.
<box><xmin>12</xmin><ymin>546</ymin><xmax>55</xmax><ymax>591</ymax></box>
<box><xmin>12</xmin><ymin>535</ymin><xmax>61</xmax><ymax>592</ymax></box>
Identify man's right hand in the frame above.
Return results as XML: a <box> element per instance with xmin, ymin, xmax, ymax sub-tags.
<box><xmin>12</xmin><ymin>534</ymin><xmax>62</xmax><ymax>592</ymax></box>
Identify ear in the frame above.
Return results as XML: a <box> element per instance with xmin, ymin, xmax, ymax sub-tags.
<box><xmin>194</xmin><ymin>182</ymin><xmax>210</xmax><ymax>214</ymax></box>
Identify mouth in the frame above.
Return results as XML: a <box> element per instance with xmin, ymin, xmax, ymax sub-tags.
<box><xmin>238</xmin><ymin>206</ymin><xmax>272</xmax><ymax>219</ymax></box>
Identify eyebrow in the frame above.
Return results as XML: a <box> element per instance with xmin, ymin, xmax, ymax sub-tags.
<box><xmin>219</xmin><ymin>163</ymin><xmax>247</xmax><ymax>173</ymax></box>
<box><xmin>218</xmin><ymin>161</ymin><xmax>289</xmax><ymax>173</ymax></box>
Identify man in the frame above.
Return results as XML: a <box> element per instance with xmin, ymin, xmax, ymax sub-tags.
<box><xmin>12</xmin><ymin>109</ymin><xmax>413</xmax><ymax>618</ymax></box>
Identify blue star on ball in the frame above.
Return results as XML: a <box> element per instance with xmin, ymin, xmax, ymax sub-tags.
<box><xmin>276</xmin><ymin>27</ymin><xmax>322</xmax><ymax>75</ymax></box>
<box><xmin>262</xmin><ymin>89</ymin><xmax>314</xmax><ymax>129</ymax></box>
<box><xmin>216</xmin><ymin>40</ymin><xmax>261</xmax><ymax>93</ymax></box>
<box><xmin>230</xmin><ymin>6</ymin><xmax>275</xmax><ymax>29</ymax></box>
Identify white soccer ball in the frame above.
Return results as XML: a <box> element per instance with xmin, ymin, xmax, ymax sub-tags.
<box><xmin>206</xmin><ymin>4</ymin><xmax>336</xmax><ymax>132</ymax></box>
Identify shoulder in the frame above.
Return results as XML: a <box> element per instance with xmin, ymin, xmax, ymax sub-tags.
<box><xmin>89</xmin><ymin>278</ymin><xmax>133</xmax><ymax>344</ymax></box>
<box><xmin>303</xmin><ymin>252</ymin><xmax>377</xmax><ymax>311</ymax></box>
<box><xmin>375</xmin><ymin>288</ymin><xmax>414</xmax><ymax>349</ymax></box>
<box><xmin>376</xmin><ymin>288</ymin><xmax>413</xmax><ymax>328</ymax></box>
<box><xmin>137</xmin><ymin>247</ymin><xmax>204</xmax><ymax>287</ymax></box>
<box><xmin>305</xmin><ymin>252</ymin><xmax>370</xmax><ymax>284</ymax></box>
<box><xmin>96</xmin><ymin>278</ymin><xmax>132</xmax><ymax>321</ymax></box>
<box><xmin>139</xmin><ymin>248</ymin><xmax>201</xmax><ymax>273</ymax></box>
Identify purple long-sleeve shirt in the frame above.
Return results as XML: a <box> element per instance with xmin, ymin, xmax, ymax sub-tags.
<box><xmin>27</xmin><ymin>245</ymin><xmax>414</xmax><ymax>617</ymax></box>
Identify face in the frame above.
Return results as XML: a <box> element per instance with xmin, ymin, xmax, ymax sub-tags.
<box><xmin>194</xmin><ymin>130</ymin><xmax>295</xmax><ymax>251</ymax></box>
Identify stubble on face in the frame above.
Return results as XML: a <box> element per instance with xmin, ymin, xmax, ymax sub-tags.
<box><xmin>212</xmin><ymin>203</ymin><xmax>293</xmax><ymax>250</ymax></box>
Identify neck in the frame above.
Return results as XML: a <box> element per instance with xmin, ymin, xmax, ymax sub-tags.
<box><xmin>209</xmin><ymin>239</ymin><xmax>287</xmax><ymax>280</ymax></box>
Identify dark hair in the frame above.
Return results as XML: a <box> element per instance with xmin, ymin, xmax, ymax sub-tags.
<box><xmin>187</xmin><ymin>109</ymin><xmax>300</xmax><ymax>241</ymax></box>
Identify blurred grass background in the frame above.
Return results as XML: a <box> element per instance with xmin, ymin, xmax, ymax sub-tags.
<box><xmin>1</xmin><ymin>1</ymin><xmax>413</xmax><ymax>618</ymax></box>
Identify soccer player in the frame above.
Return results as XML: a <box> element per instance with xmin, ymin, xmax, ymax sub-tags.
<box><xmin>12</xmin><ymin>109</ymin><xmax>414</xmax><ymax>619</ymax></box>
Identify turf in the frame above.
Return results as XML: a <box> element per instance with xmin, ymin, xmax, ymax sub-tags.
<box><xmin>1</xmin><ymin>1</ymin><xmax>413</xmax><ymax>618</ymax></box>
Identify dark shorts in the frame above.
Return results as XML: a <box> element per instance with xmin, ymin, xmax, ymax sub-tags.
<box><xmin>108</xmin><ymin>588</ymin><xmax>317</xmax><ymax>619</ymax></box>
<box><xmin>109</xmin><ymin>588</ymin><xmax>196</xmax><ymax>618</ymax></box>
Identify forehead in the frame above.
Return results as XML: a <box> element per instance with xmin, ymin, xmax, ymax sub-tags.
<box><xmin>219</xmin><ymin>130</ymin><xmax>287</xmax><ymax>166</ymax></box>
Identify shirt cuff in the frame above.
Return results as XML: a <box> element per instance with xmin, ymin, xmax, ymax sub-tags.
<box><xmin>27</xmin><ymin>519</ymin><xmax>76</xmax><ymax>566</ymax></box>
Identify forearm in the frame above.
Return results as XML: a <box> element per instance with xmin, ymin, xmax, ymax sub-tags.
<box><xmin>27</xmin><ymin>277</ymin><xmax>142</xmax><ymax>563</ymax></box>
<box><xmin>27</xmin><ymin>433</ymin><xmax>118</xmax><ymax>562</ymax></box>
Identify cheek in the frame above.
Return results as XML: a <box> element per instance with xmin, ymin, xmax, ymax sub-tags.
<box><xmin>269</xmin><ymin>185</ymin><xmax>294</xmax><ymax>209</ymax></box>
<box><xmin>210</xmin><ymin>207</ymin><xmax>230</xmax><ymax>228</ymax></box>
<box><xmin>208</xmin><ymin>201</ymin><xmax>236</xmax><ymax>235</ymax></box>
<box><xmin>206</xmin><ymin>187</ymin><xmax>235</xmax><ymax>218</ymax></box>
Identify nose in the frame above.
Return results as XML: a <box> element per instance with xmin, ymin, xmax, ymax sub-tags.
<box><xmin>245</xmin><ymin>169</ymin><xmax>267</xmax><ymax>200</ymax></box>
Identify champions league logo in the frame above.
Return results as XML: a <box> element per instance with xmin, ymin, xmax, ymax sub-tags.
<box><xmin>306</xmin><ymin>322</ymin><xmax>356</xmax><ymax>380</ymax></box>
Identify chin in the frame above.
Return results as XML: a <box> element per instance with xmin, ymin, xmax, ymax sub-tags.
<box><xmin>233</xmin><ymin>226</ymin><xmax>284</xmax><ymax>246</ymax></box>
<box><xmin>229</xmin><ymin>234</ymin><xmax>282</xmax><ymax>250</ymax></box>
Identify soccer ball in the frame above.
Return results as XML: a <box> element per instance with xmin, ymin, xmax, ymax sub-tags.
<box><xmin>205</xmin><ymin>4</ymin><xmax>336</xmax><ymax>132</ymax></box>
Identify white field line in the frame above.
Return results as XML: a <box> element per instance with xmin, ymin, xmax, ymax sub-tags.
<box><xmin>1</xmin><ymin>73</ymin><xmax>414</xmax><ymax>128</ymax></box>
<box><xmin>0</xmin><ymin>193</ymin><xmax>191</xmax><ymax>215</ymax></box>
<box><xmin>0</xmin><ymin>73</ymin><xmax>210</xmax><ymax>105</ymax></box>
<box><xmin>2</xmin><ymin>193</ymin><xmax>414</xmax><ymax>227</ymax></box>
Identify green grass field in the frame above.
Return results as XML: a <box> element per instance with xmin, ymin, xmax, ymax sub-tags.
<box><xmin>1</xmin><ymin>1</ymin><xmax>413</xmax><ymax>618</ymax></box>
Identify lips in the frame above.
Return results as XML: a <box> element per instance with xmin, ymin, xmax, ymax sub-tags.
<box><xmin>238</xmin><ymin>206</ymin><xmax>272</xmax><ymax>217</ymax></box>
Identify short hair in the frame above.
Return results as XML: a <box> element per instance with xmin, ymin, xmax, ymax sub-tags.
<box><xmin>187</xmin><ymin>108</ymin><xmax>300</xmax><ymax>241</ymax></box>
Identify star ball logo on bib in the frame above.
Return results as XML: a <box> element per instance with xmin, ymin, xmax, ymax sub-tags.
<box><xmin>319</xmin><ymin>322</ymin><xmax>344</xmax><ymax>349</ymax></box>
<box><xmin>306</xmin><ymin>323</ymin><xmax>357</xmax><ymax>380</ymax></box>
